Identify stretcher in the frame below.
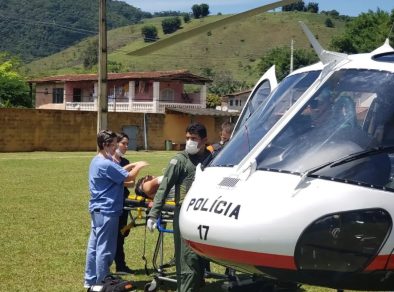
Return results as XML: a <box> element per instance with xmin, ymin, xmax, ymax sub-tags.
<box><xmin>123</xmin><ymin>194</ymin><xmax>177</xmax><ymax>292</ymax></box>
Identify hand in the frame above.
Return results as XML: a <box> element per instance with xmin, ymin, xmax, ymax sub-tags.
<box><xmin>147</xmin><ymin>217</ymin><xmax>157</xmax><ymax>232</ymax></box>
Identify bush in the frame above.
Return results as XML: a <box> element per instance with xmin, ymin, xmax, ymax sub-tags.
<box><xmin>325</xmin><ymin>18</ymin><xmax>334</xmax><ymax>27</ymax></box>
<box><xmin>141</xmin><ymin>25</ymin><xmax>158</xmax><ymax>42</ymax></box>
<box><xmin>161</xmin><ymin>17</ymin><xmax>181</xmax><ymax>34</ymax></box>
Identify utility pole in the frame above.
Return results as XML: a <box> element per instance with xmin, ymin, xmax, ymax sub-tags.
<box><xmin>97</xmin><ymin>0</ymin><xmax>108</xmax><ymax>132</ymax></box>
<box><xmin>290</xmin><ymin>39</ymin><xmax>294</xmax><ymax>74</ymax></box>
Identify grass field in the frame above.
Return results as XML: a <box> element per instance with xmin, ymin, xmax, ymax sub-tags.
<box><xmin>0</xmin><ymin>151</ymin><xmax>333</xmax><ymax>291</ymax></box>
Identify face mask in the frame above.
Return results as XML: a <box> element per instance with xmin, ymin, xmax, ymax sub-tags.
<box><xmin>115</xmin><ymin>148</ymin><xmax>124</xmax><ymax>157</ymax></box>
<box><xmin>185</xmin><ymin>140</ymin><xmax>200</xmax><ymax>155</ymax></box>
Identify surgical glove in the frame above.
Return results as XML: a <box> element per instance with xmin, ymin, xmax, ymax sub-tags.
<box><xmin>147</xmin><ymin>217</ymin><xmax>157</xmax><ymax>232</ymax></box>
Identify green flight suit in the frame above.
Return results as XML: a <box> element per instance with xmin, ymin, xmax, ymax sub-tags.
<box><xmin>149</xmin><ymin>150</ymin><xmax>210</xmax><ymax>292</ymax></box>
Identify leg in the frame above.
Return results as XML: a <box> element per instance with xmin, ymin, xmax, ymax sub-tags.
<box><xmin>115</xmin><ymin>210</ymin><xmax>128</xmax><ymax>270</ymax></box>
<box><xmin>95</xmin><ymin>213</ymin><xmax>119</xmax><ymax>283</ymax></box>
<box><xmin>84</xmin><ymin>214</ymin><xmax>98</xmax><ymax>287</ymax></box>
<box><xmin>174</xmin><ymin>207</ymin><xmax>204</xmax><ymax>292</ymax></box>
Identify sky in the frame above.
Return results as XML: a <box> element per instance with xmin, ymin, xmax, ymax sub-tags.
<box><xmin>123</xmin><ymin>0</ymin><xmax>393</xmax><ymax>16</ymax></box>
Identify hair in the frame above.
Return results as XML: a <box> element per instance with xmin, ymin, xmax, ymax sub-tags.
<box><xmin>97</xmin><ymin>129</ymin><xmax>117</xmax><ymax>150</ymax></box>
<box><xmin>116</xmin><ymin>132</ymin><xmax>129</xmax><ymax>142</ymax></box>
<box><xmin>186</xmin><ymin>122</ymin><xmax>207</xmax><ymax>139</ymax></box>
<box><xmin>221</xmin><ymin>121</ymin><xmax>234</xmax><ymax>134</ymax></box>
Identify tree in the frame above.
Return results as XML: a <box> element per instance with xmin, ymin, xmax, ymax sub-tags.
<box><xmin>82</xmin><ymin>39</ymin><xmax>98</xmax><ymax>69</ymax></box>
<box><xmin>306</xmin><ymin>2</ymin><xmax>319</xmax><ymax>13</ymax></box>
<box><xmin>0</xmin><ymin>55</ymin><xmax>31</xmax><ymax>108</ymax></box>
<box><xmin>200</xmin><ymin>4</ymin><xmax>210</xmax><ymax>17</ymax></box>
<box><xmin>282</xmin><ymin>1</ymin><xmax>305</xmax><ymax>12</ymax></box>
<box><xmin>192</xmin><ymin>4</ymin><xmax>202</xmax><ymax>18</ymax></box>
<box><xmin>330</xmin><ymin>9</ymin><xmax>393</xmax><ymax>54</ymax></box>
<box><xmin>141</xmin><ymin>25</ymin><xmax>158</xmax><ymax>42</ymax></box>
<box><xmin>203</xmin><ymin>70</ymin><xmax>249</xmax><ymax>96</ymax></box>
<box><xmin>206</xmin><ymin>93</ymin><xmax>221</xmax><ymax>108</ymax></box>
<box><xmin>161</xmin><ymin>17</ymin><xmax>181</xmax><ymax>34</ymax></box>
<box><xmin>256</xmin><ymin>47</ymin><xmax>318</xmax><ymax>81</ymax></box>
<box><xmin>183</xmin><ymin>13</ymin><xmax>191</xmax><ymax>23</ymax></box>
<box><xmin>321</xmin><ymin>9</ymin><xmax>339</xmax><ymax>18</ymax></box>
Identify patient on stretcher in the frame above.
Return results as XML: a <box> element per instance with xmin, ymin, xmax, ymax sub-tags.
<box><xmin>134</xmin><ymin>175</ymin><xmax>163</xmax><ymax>200</ymax></box>
<box><xmin>134</xmin><ymin>175</ymin><xmax>176</xmax><ymax>203</ymax></box>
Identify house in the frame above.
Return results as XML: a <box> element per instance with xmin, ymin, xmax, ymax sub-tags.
<box><xmin>30</xmin><ymin>70</ymin><xmax>211</xmax><ymax>113</ymax></box>
<box><xmin>219</xmin><ymin>89</ymin><xmax>251</xmax><ymax>112</ymax></box>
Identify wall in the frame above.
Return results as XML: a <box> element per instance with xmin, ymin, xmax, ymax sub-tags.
<box><xmin>0</xmin><ymin>108</ymin><xmax>230</xmax><ymax>152</ymax></box>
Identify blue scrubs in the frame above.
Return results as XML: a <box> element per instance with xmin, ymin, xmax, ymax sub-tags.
<box><xmin>84</xmin><ymin>155</ymin><xmax>128</xmax><ymax>286</ymax></box>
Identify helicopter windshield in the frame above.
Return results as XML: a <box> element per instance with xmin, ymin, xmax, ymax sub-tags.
<box><xmin>254</xmin><ymin>69</ymin><xmax>394</xmax><ymax>189</ymax></box>
<box><xmin>210</xmin><ymin>69</ymin><xmax>321</xmax><ymax>166</ymax></box>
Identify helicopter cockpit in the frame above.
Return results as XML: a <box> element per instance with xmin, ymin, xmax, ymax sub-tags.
<box><xmin>211</xmin><ymin>66</ymin><xmax>322</xmax><ymax>166</ymax></box>
<box><xmin>211</xmin><ymin>67</ymin><xmax>394</xmax><ymax>191</ymax></box>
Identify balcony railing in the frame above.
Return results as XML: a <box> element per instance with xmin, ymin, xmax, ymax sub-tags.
<box><xmin>65</xmin><ymin>101</ymin><xmax>204</xmax><ymax>113</ymax></box>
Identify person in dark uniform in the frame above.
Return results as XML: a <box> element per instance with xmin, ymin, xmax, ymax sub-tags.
<box><xmin>112</xmin><ymin>132</ymin><xmax>137</xmax><ymax>274</ymax></box>
<box><xmin>206</xmin><ymin>121</ymin><xmax>234</xmax><ymax>155</ymax></box>
<box><xmin>147</xmin><ymin>122</ymin><xmax>211</xmax><ymax>292</ymax></box>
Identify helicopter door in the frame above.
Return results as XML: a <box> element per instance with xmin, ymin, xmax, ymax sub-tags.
<box><xmin>233</xmin><ymin>65</ymin><xmax>278</xmax><ymax>135</ymax></box>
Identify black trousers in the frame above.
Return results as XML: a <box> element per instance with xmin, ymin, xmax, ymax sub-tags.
<box><xmin>114</xmin><ymin>209</ymin><xmax>129</xmax><ymax>269</ymax></box>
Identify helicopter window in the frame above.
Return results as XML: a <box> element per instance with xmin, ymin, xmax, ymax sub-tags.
<box><xmin>210</xmin><ymin>70</ymin><xmax>321</xmax><ymax>167</ymax></box>
<box><xmin>256</xmin><ymin>69</ymin><xmax>394</xmax><ymax>190</ymax></box>
<box><xmin>372</xmin><ymin>52</ymin><xmax>394</xmax><ymax>63</ymax></box>
<box><xmin>234</xmin><ymin>80</ymin><xmax>272</xmax><ymax>135</ymax></box>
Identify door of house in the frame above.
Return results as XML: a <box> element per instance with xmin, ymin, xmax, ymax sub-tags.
<box><xmin>122</xmin><ymin>125</ymin><xmax>138</xmax><ymax>150</ymax></box>
<box><xmin>73</xmin><ymin>88</ymin><xmax>82</xmax><ymax>102</ymax></box>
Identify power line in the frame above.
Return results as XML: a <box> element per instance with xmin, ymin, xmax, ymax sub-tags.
<box><xmin>0</xmin><ymin>13</ymin><xmax>97</xmax><ymax>35</ymax></box>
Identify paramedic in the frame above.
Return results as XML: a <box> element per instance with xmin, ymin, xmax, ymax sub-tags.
<box><xmin>84</xmin><ymin>130</ymin><xmax>147</xmax><ymax>288</ymax></box>
<box><xmin>147</xmin><ymin>122</ymin><xmax>211</xmax><ymax>292</ymax></box>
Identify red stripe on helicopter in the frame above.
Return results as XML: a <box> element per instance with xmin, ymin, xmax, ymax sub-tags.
<box><xmin>186</xmin><ymin>240</ymin><xmax>296</xmax><ymax>270</ymax></box>
<box><xmin>365</xmin><ymin>254</ymin><xmax>394</xmax><ymax>271</ymax></box>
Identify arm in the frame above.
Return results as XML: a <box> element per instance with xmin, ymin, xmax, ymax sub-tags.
<box><xmin>122</xmin><ymin>162</ymin><xmax>137</xmax><ymax>172</ymax></box>
<box><xmin>124</xmin><ymin>161</ymin><xmax>149</xmax><ymax>186</ymax></box>
<box><xmin>148</xmin><ymin>157</ymin><xmax>181</xmax><ymax>219</ymax></box>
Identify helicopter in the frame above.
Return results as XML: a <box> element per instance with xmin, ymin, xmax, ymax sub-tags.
<box><xmin>179</xmin><ymin>22</ymin><xmax>394</xmax><ymax>290</ymax></box>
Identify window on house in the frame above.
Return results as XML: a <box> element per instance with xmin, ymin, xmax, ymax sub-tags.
<box><xmin>235</xmin><ymin>100</ymin><xmax>239</xmax><ymax>106</ymax></box>
<box><xmin>73</xmin><ymin>88</ymin><xmax>82</xmax><ymax>102</ymax></box>
<box><xmin>53</xmin><ymin>88</ymin><xmax>64</xmax><ymax>103</ymax></box>
<box><xmin>229</xmin><ymin>100</ymin><xmax>233</xmax><ymax>106</ymax></box>
<box><xmin>160</xmin><ymin>88</ymin><xmax>175</xmax><ymax>102</ymax></box>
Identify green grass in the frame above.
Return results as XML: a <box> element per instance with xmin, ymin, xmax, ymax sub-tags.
<box><xmin>0</xmin><ymin>151</ymin><xmax>333</xmax><ymax>291</ymax></box>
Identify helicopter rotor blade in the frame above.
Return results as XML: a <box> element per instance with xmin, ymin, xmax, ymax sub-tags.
<box><xmin>128</xmin><ymin>0</ymin><xmax>300</xmax><ymax>56</ymax></box>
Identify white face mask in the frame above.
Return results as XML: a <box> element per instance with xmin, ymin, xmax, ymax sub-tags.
<box><xmin>115</xmin><ymin>148</ymin><xmax>124</xmax><ymax>157</ymax></box>
<box><xmin>185</xmin><ymin>140</ymin><xmax>200</xmax><ymax>155</ymax></box>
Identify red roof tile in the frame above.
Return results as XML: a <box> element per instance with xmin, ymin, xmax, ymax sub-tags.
<box><xmin>29</xmin><ymin>69</ymin><xmax>211</xmax><ymax>84</ymax></box>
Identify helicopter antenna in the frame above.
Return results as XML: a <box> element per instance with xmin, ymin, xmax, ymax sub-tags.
<box><xmin>389</xmin><ymin>22</ymin><xmax>394</xmax><ymax>39</ymax></box>
<box><xmin>299</xmin><ymin>21</ymin><xmax>348</xmax><ymax>65</ymax></box>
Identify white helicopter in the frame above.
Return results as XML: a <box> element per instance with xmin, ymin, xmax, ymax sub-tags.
<box><xmin>179</xmin><ymin>22</ymin><xmax>394</xmax><ymax>290</ymax></box>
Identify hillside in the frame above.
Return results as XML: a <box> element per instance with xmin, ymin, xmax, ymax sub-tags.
<box><xmin>0</xmin><ymin>0</ymin><xmax>148</xmax><ymax>61</ymax></box>
<box><xmin>24</xmin><ymin>11</ymin><xmax>347</xmax><ymax>85</ymax></box>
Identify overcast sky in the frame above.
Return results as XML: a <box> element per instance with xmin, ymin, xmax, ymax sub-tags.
<box><xmin>123</xmin><ymin>0</ymin><xmax>393</xmax><ymax>16</ymax></box>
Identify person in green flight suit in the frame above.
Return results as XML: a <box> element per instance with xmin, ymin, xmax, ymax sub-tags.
<box><xmin>147</xmin><ymin>122</ymin><xmax>211</xmax><ymax>292</ymax></box>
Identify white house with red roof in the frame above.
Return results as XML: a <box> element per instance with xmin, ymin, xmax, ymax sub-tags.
<box><xmin>30</xmin><ymin>70</ymin><xmax>211</xmax><ymax>113</ymax></box>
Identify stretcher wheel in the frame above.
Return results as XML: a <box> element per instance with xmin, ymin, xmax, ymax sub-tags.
<box><xmin>144</xmin><ymin>279</ymin><xmax>158</xmax><ymax>292</ymax></box>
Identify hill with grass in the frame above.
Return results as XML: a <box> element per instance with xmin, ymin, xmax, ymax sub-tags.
<box><xmin>23</xmin><ymin>11</ymin><xmax>347</xmax><ymax>85</ymax></box>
